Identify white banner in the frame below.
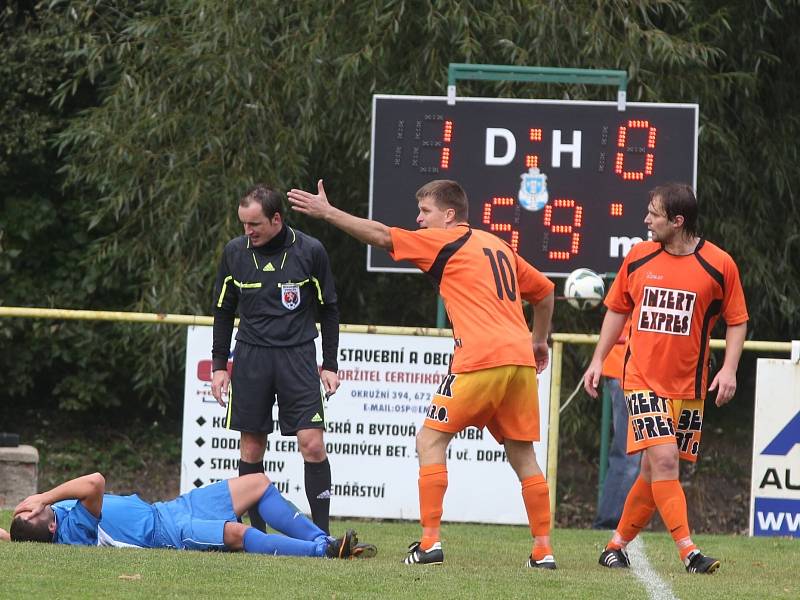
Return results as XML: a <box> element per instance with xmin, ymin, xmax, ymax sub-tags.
<box><xmin>749</xmin><ymin>358</ymin><xmax>800</xmax><ymax>536</ymax></box>
<box><xmin>181</xmin><ymin>327</ymin><xmax>551</xmax><ymax>524</ymax></box>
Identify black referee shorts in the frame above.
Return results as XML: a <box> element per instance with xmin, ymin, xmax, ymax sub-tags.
<box><xmin>227</xmin><ymin>340</ymin><xmax>325</xmax><ymax>436</ymax></box>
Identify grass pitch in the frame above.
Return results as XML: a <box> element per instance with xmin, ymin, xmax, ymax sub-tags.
<box><xmin>1</xmin><ymin>513</ymin><xmax>797</xmax><ymax>599</ymax></box>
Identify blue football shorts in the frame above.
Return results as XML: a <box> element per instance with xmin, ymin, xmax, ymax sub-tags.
<box><xmin>153</xmin><ymin>480</ymin><xmax>237</xmax><ymax>551</ymax></box>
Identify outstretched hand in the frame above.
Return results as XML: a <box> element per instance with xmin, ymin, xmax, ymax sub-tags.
<box><xmin>287</xmin><ymin>179</ymin><xmax>332</xmax><ymax>220</ymax></box>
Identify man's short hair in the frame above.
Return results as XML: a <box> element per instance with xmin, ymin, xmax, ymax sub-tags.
<box><xmin>415</xmin><ymin>180</ymin><xmax>469</xmax><ymax>222</ymax></box>
<box><xmin>10</xmin><ymin>515</ymin><xmax>53</xmax><ymax>543</ymax></box>
<box><xmin>649</xmin><ymin>182</ymin><xmax>699</xmax><ymax>238</ymax></box>
<box><xmin>240</xmin><ymin>184</ymin><xmax>284</xmax><ymax>219</ymax></box>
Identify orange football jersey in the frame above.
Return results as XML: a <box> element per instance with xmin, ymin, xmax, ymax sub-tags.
<box><xmin>389</xmin><ymin>225</ymin><xmax>554</xmax><ymax>373</ymax></box>
<box><xmin>605</xmin><ymin>239</ymin><xmax>748</xmax><ymax>399</ymax></box>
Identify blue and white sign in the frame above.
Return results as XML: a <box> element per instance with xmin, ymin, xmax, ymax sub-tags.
<box><xmin>750</xmin><ymin>357</ymin><xmax>800</xmax><ymax>536</ymax></box>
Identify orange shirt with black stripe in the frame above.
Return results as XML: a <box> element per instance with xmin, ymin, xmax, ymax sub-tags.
<box><xmin>605</xmin><ymin>239</ymin><xmax>748</xmax><ymax>400</ymax></box>
<box><xmin>389</xmin><ymin>225</ymin><xmax>554</xmax><ymax>373</ymax></box>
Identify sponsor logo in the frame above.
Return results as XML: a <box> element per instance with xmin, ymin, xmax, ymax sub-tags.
<box><xmin>263</xmin><ymin>262</ymin><xmax>275</xmax><ymax>272</ymax></box>
<box><xmin>281</xmin><ymin>283</ymin><xmax>301</xmax><ymax>310</ymax></box>
<box><xmin>637</xmin><ymin>285</ymin><xmax>696</xmax><ymax>336</ymax></box>
<box><xmin>426</xmin><ymin>403</ymin><xmax>449</xmax><ymax>423</ymax></box>
<box><xmin>311</xmin><ymin>412</ymin><xmax>323</xmax><ymax>423</ymax></box>
<box><xmin>761</xmin><ymin>410</ymin><xmax>800</xmax><ymax>456</ymax></box>
<box><xmin>626</xmin><ymin>391</ymin><xmax>701</xmax><ymax>456</ymax></box>
<box><xmin>753</xmin><ymin>497</ymin><xmax>800</xmax><ymax>536</ymax></box>
<box><xmin>676</xmin><ymin>408</ymin><xmax>702</xmax><ymax>455</ymax></box>
<box><xmin>316</xmin><ymin>490</ymin><xmax>332</xmax><ymax>500</ymax></box>
<box><xmin>435</xmin><ymin>374</ymin><xmax>456</xmax><ymax>398</ymax></box>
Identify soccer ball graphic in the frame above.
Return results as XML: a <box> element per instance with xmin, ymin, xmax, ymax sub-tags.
<box><xmin>563</xmin><ymin>268</ymin><xmax>605</xmax><ymax>311</ymax></box>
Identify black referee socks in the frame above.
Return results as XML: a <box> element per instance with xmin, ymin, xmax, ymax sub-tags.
<box><xmin>304</xmin><ymin>458</ymin><xmax>332</xmax><ymax>534</ymax></box>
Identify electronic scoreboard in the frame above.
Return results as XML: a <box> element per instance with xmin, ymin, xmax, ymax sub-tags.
<box><xmin>368</xmin><ymin>95</ymin><xmax>698</xmax><ymax>276</ymax></box>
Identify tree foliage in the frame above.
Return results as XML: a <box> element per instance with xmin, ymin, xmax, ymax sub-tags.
<box><xmin>1</xmin><ymin>0</ymin><xmax>798</xmax><ymax>414</ymax></box>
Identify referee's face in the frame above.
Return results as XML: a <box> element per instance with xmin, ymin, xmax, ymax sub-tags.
<box><xmin>239</xmin><ymin>202</ymin><xmax>282</xmax><ymax>247</ymax></box>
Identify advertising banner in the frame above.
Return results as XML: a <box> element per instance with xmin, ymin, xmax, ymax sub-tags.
<box><xmin>749</xmin><ymin>358</ymin><xmax>800</xmax><ymax>536</ymax></box>
<box><xmin>181</xmin><ymin>327</ymin><xmax>551</xmax><ymax>524</ymax></box>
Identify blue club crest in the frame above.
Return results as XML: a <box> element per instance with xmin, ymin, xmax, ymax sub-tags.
<box><xmin>518</xmin><ymin>167</ymin><xmax>549</xmax><ymax>212</ymax></box>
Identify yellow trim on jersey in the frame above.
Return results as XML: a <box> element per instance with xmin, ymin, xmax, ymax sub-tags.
<box><xmin>275</xmin><ymin>278</ymin><xmax>322</xmax><ymax>303</ymax></box>
<box><xmin>310</xmin><ymin>276</ymin><xmax>324</xmax><ymax>303</ymax></box>
<box><xmin>225</xmin><ymin>383</ymin><xmax>233</xmax><ymax>429</ymax></box>
<box><xmin>279</xmin><ymin>228</ymin><xmax>295</xmax><ymax>270</ymax></box>
<box><xmin>217</xmin><ymin>276</ymin><xmax>262</xmax><ymax>308</ymax></box>
<box><xmin>217</xmin><ymin>276</ymin><xmax>233</xmax><ymax>307</ymax></box>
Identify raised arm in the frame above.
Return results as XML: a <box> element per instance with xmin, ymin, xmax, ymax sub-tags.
<box><xmin>14</xmin><ymin>472</ymin><xmax>105</xmax><ymax>519</ymax></box>
<box><xmin>287</xmin><ymin>180</ymin><xmax>393</xmax><ymax>251</ymax></box>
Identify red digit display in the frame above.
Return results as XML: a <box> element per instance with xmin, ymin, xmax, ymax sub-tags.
<box><xmin>543</xmin><ymin>199</ymin><xmax>583</xmax><ymax>260</ymax></box>
<box><xmin>526</xmin><ymin>128</ymin><xmax>542</xmax><ymax>168</ymax></box>
<box><xmin>482</xmin><ymin>196</ymin><xmax>519</xmax><ymax>251</ymax></box>
<box><xmin>440</xmin><ymin>120</ymin><xmax>453</xmax><ymax>169</ymax></box>
<box><xmin>615</xmin><ymin>119</ymin><xmax>657</xmax><ymax>181</ymax></box>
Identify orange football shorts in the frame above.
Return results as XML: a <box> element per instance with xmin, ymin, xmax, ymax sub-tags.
<box><xmin>624</xmin><ymin>389</ymin><xmax>704</xmax><ymax>463</ymax></box>
<box><xmin>424</xmin><ymin>364</ymin><xmax>540</xmax><ymax>443</ymax></box>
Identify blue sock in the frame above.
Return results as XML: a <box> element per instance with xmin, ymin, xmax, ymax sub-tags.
<box><xmin>258</xmin><ymin>484</ymin><xmax>327</xmax><ymax>542</ymax></box>
<box><xmin>243</xmin><ymin>528</ymin><xmax>327</xmax><ymax>557</ymax></box>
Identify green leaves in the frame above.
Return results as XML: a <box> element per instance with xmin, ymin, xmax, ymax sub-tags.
<box><xmin>1</xmin><ymin>0</ymin><xmax>799</xmax><ymax>415</ymax></box>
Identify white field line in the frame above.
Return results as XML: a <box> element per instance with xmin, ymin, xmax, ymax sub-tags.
<box><xmin>627</xmin><ymin>537</ymin><xmax>678</xmax><ymax>600</ymax></box>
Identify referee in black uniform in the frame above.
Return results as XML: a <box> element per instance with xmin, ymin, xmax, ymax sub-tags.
<box><xmin>211</xmin><ymin>184</ymin><xmax>340</xmax><ymax>534</ymax></box>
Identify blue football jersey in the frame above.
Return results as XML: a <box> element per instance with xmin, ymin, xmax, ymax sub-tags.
<box><xmin>53</xmin><ymin>500</ymin><xmax>99</xmax><ymax>546</ymax></box>
<box><xmin>54</xmin><ymin>494</ymin><xmax>157</xmax><ymax>548</ymax></box>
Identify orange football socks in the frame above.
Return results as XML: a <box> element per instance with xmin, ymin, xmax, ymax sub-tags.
<box><xmin>418</xmin><ymin>464</ymin><xmax>448</xmax><ymax>551</ymax></box>
<box><xmin>521</xmin><ymin>474</ymin><xmax>552</xmax><ymax>559</ymax></box>
<box><xmin>652</xmin><ymin>479</ymin><xmax>696</xmax><ymax>560</ymax></box>
<box><xmin>608</xmin><ymin>475</ymin><xmax>657</xmax><ymax>550</ymax></box>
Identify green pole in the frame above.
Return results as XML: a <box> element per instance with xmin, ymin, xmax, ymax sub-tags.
<box><xmin>436</xmin><ymin>297</ymin><xmax>447</xmax><ymax>328</ymax></box>
<box><xmin>597</xmin><ymin>381</ymin><xmax>612</xmax><ymax>504</ymax></box>
<box><xmin>446</xmin><ymin>63</ymin><xmax>628</xmax><ymax>109</ymax></box>
<box><xmin>597</xmin><ymin>271</ymin><xmax>618</xmax><ymax>504</ymax></box>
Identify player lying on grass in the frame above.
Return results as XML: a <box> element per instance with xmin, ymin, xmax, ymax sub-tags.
<box><xmin>0</xmin><ymin>472</ymin><xmax>376</xmax><ymax>559</ymax></box>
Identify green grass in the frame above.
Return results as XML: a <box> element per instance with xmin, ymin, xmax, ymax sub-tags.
<box><xmin>1</xmin><ymin>514</ymin><xmax>797</xmax><ymax>599</ymax></box>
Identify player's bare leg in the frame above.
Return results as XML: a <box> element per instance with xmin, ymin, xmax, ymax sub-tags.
<box><xmin>228</xmin><ymin>473</ymin><xmax>271</xmax><ymax>516</ymax></box>
<box><xmin>239</xmin><ymin>431</ymin><xmax>269</xmax><ymax>531</ymax></box>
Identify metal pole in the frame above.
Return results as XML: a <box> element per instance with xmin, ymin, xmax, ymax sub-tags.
<box><xmin>547</xmin><ymin>341</ymin><xmax>564</xmax><ymax>516</ymax></box>
<box><xmin>598</xmin><ymin>381</ymin><xmax>612</xmax><ymax>504</ymax></box>
<box><xmin>446</xmin><ymin>63</ymin><xmax>628</xmax><ymax>110</ymax></box>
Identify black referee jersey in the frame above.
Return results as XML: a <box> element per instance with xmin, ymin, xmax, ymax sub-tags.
<box><xmin>211</xmin><ymin>225</ymin><xmax>339</xmax><ymax>373</ymax></box>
